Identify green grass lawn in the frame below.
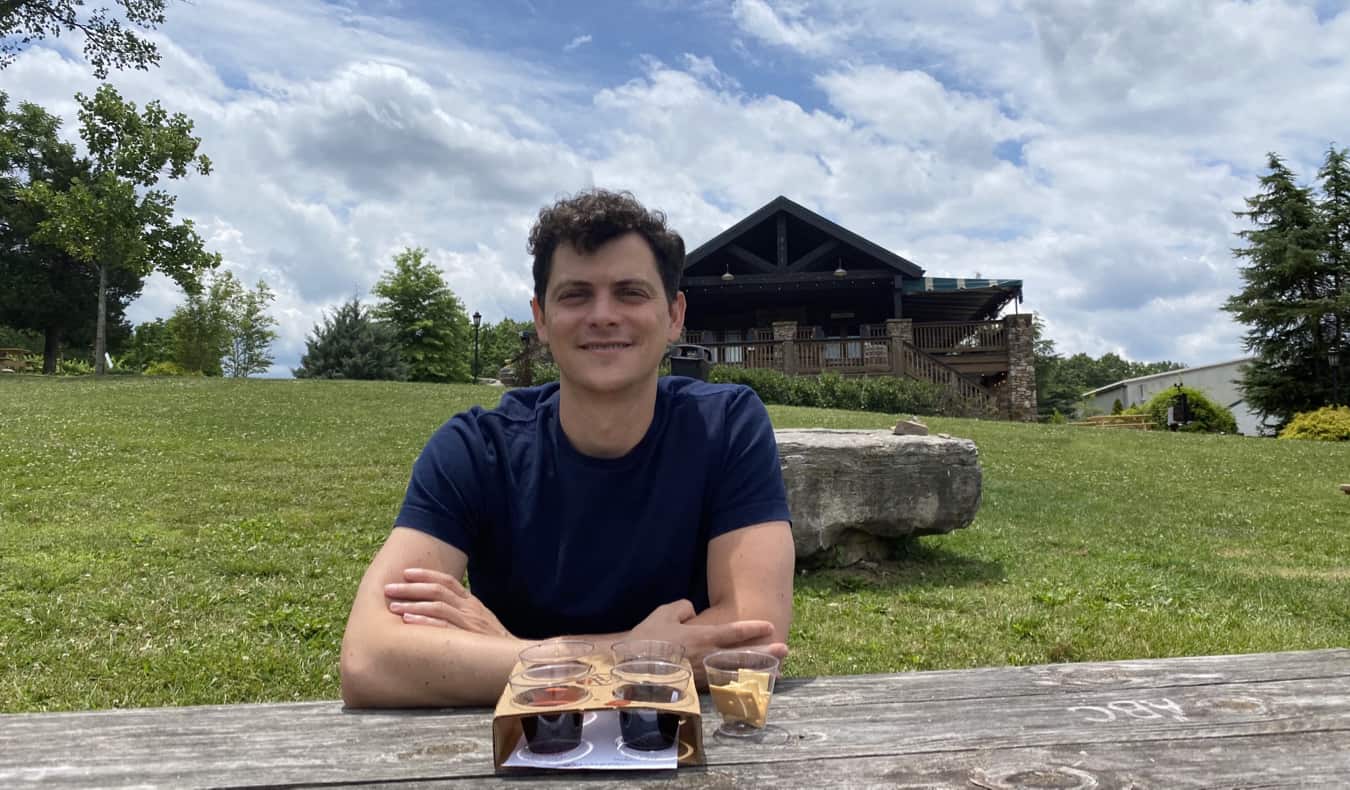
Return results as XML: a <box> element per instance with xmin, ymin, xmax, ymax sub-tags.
<box><xmin>1</xmin><ymin>376</ymin><xmax>1346</xmax><ymax>712</ymax></box>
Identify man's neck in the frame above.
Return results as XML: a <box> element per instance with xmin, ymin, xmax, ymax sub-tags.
<box><xmin>557</xmin><ymin>377</ymin><xmax>660</xmax><ymax>459</ymax></box>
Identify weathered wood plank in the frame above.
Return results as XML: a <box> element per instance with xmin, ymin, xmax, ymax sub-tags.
<box><xmin>381</xmin><ymin>731</ymin><xmax>1350</xmax><ymax>789</ymax></box>
<box><xmin>1</xmin><ymin>650</ymin><xmax>1346</xmax><ymax>788</ymax></box>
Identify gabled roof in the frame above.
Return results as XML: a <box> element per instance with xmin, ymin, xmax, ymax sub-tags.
<box><xmin>685</xmin><ymin>195</ymin><xmax>924</xmax><ymax>278</ymax></box>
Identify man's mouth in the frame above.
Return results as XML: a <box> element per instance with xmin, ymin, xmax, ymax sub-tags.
<box><xmin>580</xmin><ymin>342</ymin><xmax>633</xmax><ymax>352</ymax></box>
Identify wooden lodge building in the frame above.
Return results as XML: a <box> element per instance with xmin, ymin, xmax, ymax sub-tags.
<box><xmin>510</xmin><ymin>196</ymin><xmax>1036</xmax><ymax>420</ymax></box>
<box><xmin>678</xmin><ymin>196</ymin><xmax>1036</xmax><ymax>420</ymax></box>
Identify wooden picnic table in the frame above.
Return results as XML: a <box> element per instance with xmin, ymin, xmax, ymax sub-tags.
<box><xmin>2</xmin><ymin>648</ymin><xmax>1347</xmax><ymax>788</ymax></box>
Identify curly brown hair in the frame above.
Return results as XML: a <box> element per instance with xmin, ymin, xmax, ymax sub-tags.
<box><xmin>528</xmin><ymin>189</ymin><xmax>685</xmax><ymax>305</ymax></box>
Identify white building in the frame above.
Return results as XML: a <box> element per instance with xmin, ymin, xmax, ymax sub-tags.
<box><xmin>1081</xmin><ymin>357</ymin><xmax>1275</xmax><ymax>436</ymax></box>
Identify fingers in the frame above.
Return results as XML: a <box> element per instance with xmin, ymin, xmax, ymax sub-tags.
<box><xmin>392</xmin><ymin>600</ymin><xmax>485</xmax><ymax>631</ymax></box>
<box><xmin>707</xmin><ymin>619</ymin><xmax>776</xmax><ymax>647</ymax></box>
<box><xmin>400</xmin><ymin>612</ymin><xmax>450</xmax><ymax>627</ymax></box>
<box><xmin>402</xmin><ymin>567</ymin><xmax>470</xmax><ymax>597</ymax></box>
<box><xmin>384</xmin><ymin>580</ymin><xmax>461</xmax><ymax>603</ymax></box>
<box><xmin>657</xmin><ymin>599</ymin><xmax>696</xmax><ymax>622</ymax></box>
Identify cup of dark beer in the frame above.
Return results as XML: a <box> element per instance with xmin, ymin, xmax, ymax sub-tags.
<box><xmin>509</xmin><ymin>661</ymin><xmax>591</xmax><ymax>754</ymax></box>
<box><xmin>612</xmin><ymin>659</ymin><xmax>689</xmax><ymax>751</ymax></box>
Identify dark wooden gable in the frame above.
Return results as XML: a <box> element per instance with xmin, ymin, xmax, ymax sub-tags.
<box><xmin>684</xmin><ymin>196</ymin><xmax>923</xmax><ymax>281</ymax></box>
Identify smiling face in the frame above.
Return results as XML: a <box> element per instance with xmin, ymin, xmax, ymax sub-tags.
<box><xmin>531</xmin><ymin>232</ymin><xmax>686</xmax><ymax>399</ymax></box>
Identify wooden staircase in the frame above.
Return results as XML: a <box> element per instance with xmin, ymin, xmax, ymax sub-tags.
<box><xmin>897</xmin><ymin>341</ymin><xmax>999</xmax><ymax>416</ymax></box>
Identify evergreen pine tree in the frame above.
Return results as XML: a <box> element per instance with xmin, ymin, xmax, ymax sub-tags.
<box><xmin>1316</xmin><ymin>145</ymin><xmax>1350</xmax><ymax>404</ymax></box>
<box><xmin>1224</xmin><ymin>153</ymin><xmax>1332</xmax><ymax>424</ymax></box>
<box><xmin>293</xmin><ymin>298</ymin><xmax>407</xmax><ymax>380</ymax></box>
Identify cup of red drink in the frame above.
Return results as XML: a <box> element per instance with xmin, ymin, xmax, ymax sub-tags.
<box><xmin>612</xmin><ymin>659</ymin><xmax>689</xmax><ymax>751</ymax></box>
<box><xmin>509</xmin><ymin>661</ymin><xmax>591</xmax><ymax>754</ymax></box>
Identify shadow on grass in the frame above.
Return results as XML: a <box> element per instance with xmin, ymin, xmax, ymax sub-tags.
<box><xmin>798</xmin><ymin>537</ymin><xmax>1004</xmax><ymax>593</ymax></box>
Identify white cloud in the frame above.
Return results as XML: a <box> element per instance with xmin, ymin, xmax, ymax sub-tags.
<box><xmin>564</xmin><ymin>34</ymin><xmax>593</xmax><ymax>52</ymax></box>
<box><xmin>730</xmin><ymin>0</ymin><xmax>853</xmax><ymax>56</ymax></box>
<box><xmin>6</xmin><ymin>0</ymin><xmax>1349</xmax><ymax>376</ymax></box>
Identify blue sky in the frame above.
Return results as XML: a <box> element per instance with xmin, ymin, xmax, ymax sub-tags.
<box><xmin>4</xmin><ymin>0</ymin><xmax>1350</xmax><ymax>375</ymax></box>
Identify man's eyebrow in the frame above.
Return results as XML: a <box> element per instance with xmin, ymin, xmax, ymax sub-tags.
<box><xmin>550</xmin><ymin>278</ymin><xmax>657</xmax><ymax>292</ymax></box>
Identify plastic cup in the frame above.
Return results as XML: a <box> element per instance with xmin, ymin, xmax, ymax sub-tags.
<box><xmin>612</xmin><ymin>659</ymin><xmax>689</xmax><ymax>751</ymax></box>
<box><xmin>702</xmin><ymin>650</ymin><xmax>778</xmax><ymax>738</ymax></box>
<box><xmin>610</xmin><ymin>638</ymin><xmax>687</xmax><ymax>666</ymax></box>
<box><xmin>518</xmin><ymin>640</ymin><xmax>597</xmax><ymax>674</ymax></box>
<box><xmin>509</xmin><ymin>662</ymin><xmax>591</xmax><ymax>754</ymax></box>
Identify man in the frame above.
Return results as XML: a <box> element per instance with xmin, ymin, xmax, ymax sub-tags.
<box><xmin>340</xmin><ymin>189</ymin><xmax>795</xmax><ymax>708</ymax></box>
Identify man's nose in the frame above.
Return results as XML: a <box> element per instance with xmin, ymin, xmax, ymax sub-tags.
<box><xmin>586</xmin><ymin>291</ymin><xmax>620</xmax><ymax>325</ymax></box>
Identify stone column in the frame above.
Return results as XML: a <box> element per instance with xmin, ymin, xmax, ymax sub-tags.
<box><xmin>772</xmin><ymin>320</ymin><xmax>798</xmax><ymax>376</ymax></box>
<box><xmin>1003</xmin><ymin>314</ymin><xmax>1037</xmax><ymax>421</ymax></box>
<box><xmin>885</xmin><ymin>318</ymin><xmax>912</xmax><ymax>377</ymax></box>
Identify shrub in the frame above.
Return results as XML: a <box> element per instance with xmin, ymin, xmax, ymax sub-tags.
<box><xmin>1111</xmin><ymin>398</ymin><xmax>1124</xmax><ymax>415</ymax></box>
<box><xmin>706</xmin><ymin>366</ymin><xmax>958</xmax><ymax>416</ymax></box>
<box><xmin>56</xmin><ymin>357</ymin><xmax>94</xmax><ymax>376</ymax></box>
<box><xmin>1279</xmin><ymin>406</ymin><xmax>1350</xmax><ymax>441</ymax></box>
<box><xmin>144</xmin><ymin>361</ymin><xmax>197</xmax><ymax>377</ymax></box>
<box><xmin>1139</xmin><ymin>386</ymin><xmax>1238</xmax><ymax>434</ymax></box>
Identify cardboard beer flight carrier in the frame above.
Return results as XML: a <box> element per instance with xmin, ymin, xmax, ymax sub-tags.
<box><xmin>491</xmin><ymin>652</ymin><xmax>705</xmax><ymax>773</ymax></box>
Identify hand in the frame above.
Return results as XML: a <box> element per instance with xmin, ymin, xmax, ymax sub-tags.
<box><xmin>383</xmin><ymin>567</ymin><xmax>513</xmax><ymax>639</ymax></box>
<box><xmin>629</xmin><ymin>600</ymin><xmax>789</xmax><ymax>686</ymax></box>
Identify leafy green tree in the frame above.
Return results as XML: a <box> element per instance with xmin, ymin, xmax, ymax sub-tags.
<box><xmin>1032</xmin><ymin>315</ymin><xmax>1185</xmax><ymax>419</ymax></box>
<box><xmin>1225</xmin><ymin>153</ymin><xmax>1340</xmax><ymax>424</ymax></box>
<box><xmin>223</xmin><ymin>279</ymin><xmax>278</xmax><ymax>378</ymax></box>
<box><xmin>1</xmin><ymin>1</ymin><xmax>166</xmax><ymax>77</ymax></box>
<box><xmin>168</xmin><ymin>272</ymin><xmax>237</xmax><ymax>376</ymax></box>
<box><xmin>371</xmin><ymin>247</ymin><xmax>471</xmax><ymax>382</ymax></box>
<box><xmin>20</xmin><ymin>84</ymin><xmax>220</xmax><ymax>375</ymax></box>
<box><xmin>478</xmin><ymin>317</ymin><xmax>533</xmax><ymax>378</ymax></box>
<box><xmin>121</xmin><ymin>317</ymin><xmax>173</xmax><ymax>371</ymax></box>
<box><xmin>0</xmin><ymin>91</ymin><xmax>140</xmax><ymax>372</ymax></box>
<box><xmin>293</xmin><ymin>298</ymin><xmax>406</xmax><ymax>381</ymax></box>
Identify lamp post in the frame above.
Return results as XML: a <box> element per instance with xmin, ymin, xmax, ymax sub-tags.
<box><xmin>472</xmin><ymin>311</ymin><xmax>481</xmax><ymax>381</ymax></box>
<box><xmin>1330</xmin><ymin>347</ymin><xmax>1341</xmax><ymax>406</ymax></box>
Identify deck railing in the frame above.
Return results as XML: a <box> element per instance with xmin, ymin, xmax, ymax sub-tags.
<box><xmin>681</xmin><ymin>321</ymin><xmax>1004</xmax><ymax>414</ymax></box>
<box><xmin>912</xmin><ymin>320</ymin><xmax>1005</xmax><ymax>353</ymax></box>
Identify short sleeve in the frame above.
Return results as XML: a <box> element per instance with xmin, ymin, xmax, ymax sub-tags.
<box><xmin>706</xmin><ymin>387</ymin><xmax>792</xmax><ymax>539</ymax></box>
<box><xmin>394</xmin><ymin>411</ymin><xmax>489</xmax><ymax>553</ymax></box>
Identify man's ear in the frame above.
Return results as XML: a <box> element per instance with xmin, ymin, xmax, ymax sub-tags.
<box><xmin>530</xmin><ymin>297</ymin><xmax>548</xmax><ymax>344</ymax></box>
<box><xmin>666</xmin><ymin>291</ymin><xmax>687</xmax><ymax>343</ymax></box>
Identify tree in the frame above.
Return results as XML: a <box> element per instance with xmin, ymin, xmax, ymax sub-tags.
<box><xmin>121</xmin><ymin>317</ymin><xmax>173</xmax><ymax>371</ymax></box>
<box><xmin>1</xmin><ymin>0</ymin><xmax>165</xmax><ymax>77</ymax></box>
<box><xmin>167</xmin><ymin>271</ymin><xmax>237</xmax><ymax>375</ymax></box>
<box><xmin>0</xmin><ymin>91</ymin><xmax>141</xmax><ymax>372</ymax></box>
<box><xmin>371</xmin><ymin>247</ymin><xmax>471</xmax><ymax>382</ymax></box>
<box><xmin>478</xmin><ymin>317</ymin><xmax>533</xmax><ymax>377</ymax></box>
<box><xmin>1224</xmin><ymin>152</ymin><xmax>1340</xmax><ymax>424</ymax></box>
<box><xmin>20</xmin><ymin>84</ymin><xmax>220</xmax><ymax>375</ymax></box>
<box><xmin>293</xmin><ymin>298</ymin><xmax>407</xmax><ymax>381</ymax></box>
<box><xmin>1031</xmin><ymin>315</ymin><xmax>1186</xmax><ymax>419</ymax></box>
<box><xmin>223</xmin><ymin>278</ymin><xmax>278</xmax><ymax>378</ymax></box>
<box><xmin>1317</xmin><ymin>145</ymin><xmax>1350</xmax><ymax>392</ymax></box>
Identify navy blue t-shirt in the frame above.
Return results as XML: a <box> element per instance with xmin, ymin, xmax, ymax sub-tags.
<box><xmin>394</xmin><ymin>376</ymin><xmax>792</xmax><ymax>640</ymax></box>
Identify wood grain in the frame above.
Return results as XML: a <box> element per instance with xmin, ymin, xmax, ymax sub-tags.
<box><xmin>1</xmin><ymin>649</ymin><xmax>1345</xmax><ymax>788</ymax></box>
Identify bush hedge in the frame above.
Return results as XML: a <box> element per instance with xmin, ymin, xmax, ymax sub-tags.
<box><xmin>1278</xmin><ymin>406</ymin><xmax>1350</xmax><ymax>441</ymax></box>
<box><xmin>705</xmin><ymin>366</ymin><xmax>966</xmax><ymax>416</ymax></box>
<box><xmin>1127</xmin><ymin>386</ymin><xmax>1237</xmax><ymax>434</ymax></box>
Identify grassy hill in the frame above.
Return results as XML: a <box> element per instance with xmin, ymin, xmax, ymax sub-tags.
<box><xmin>1</xmin><ymin>376</ymin><xmax>1346</xmax><ymax>712</ymax></box>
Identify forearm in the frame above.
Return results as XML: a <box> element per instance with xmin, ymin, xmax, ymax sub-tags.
<box><xmin>686</xmin><ymin>596</ymin><xmax>791</xmax><ymax>645</ymax></box>
<box><xmin>341</xmin><ymin>623</ymin><xmax>525</xmax><ymax>708</ymax></box>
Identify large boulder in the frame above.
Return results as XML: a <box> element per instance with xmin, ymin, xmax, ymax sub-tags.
<box><xmin>775</xmin><ymin>429</ymin><xmax>982</xmax><ymax>566</ymax></box>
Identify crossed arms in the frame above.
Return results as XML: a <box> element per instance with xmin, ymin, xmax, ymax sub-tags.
<box><xmin>339</xmin><ymin>521</ymin><xmax>795</xmax><ymax>708</ymax></box>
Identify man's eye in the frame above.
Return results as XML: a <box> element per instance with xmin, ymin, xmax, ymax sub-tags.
<box><xmin>558</xmin><ymin>291</ymin><xmax>586</xmax><ymax>301</ymax></box>
<box><xmin>619</xmin><ymin>289</ymin><xmax>648</xmax><ymax>300</ymax></box>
